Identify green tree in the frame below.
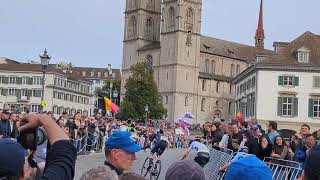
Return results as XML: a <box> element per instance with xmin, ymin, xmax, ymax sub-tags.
<box><xmin>118</xmin><ymin>62</ymin><xmax>167</xmax><ymax>120</ymax></box>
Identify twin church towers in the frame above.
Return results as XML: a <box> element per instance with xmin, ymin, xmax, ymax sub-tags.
<box><xmin>121</xmin><ymin>0</ymin><xmax>265</xmax><ymax>123</ymax></box>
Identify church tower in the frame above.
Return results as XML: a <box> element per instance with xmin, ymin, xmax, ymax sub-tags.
<box><xmin>159</xmin><ymin>0</ymin><xmax>202</xmax><ymax>121</ymax></box>
<box><xmin>255</xmin><ymin>0</ymin><xmax>265</xmax><ymax>49</ymax></box>
<box><xmin>121</xmin><ymin>0</ymin><xmax>162</xmax><ymax>95</ymax></box>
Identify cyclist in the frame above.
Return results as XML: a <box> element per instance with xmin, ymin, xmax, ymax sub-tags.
<box><xmin>181</xmin><ymin>137</ymin><xmax>210</xmax><ymax>168</ymax></box>
<box><xmin>148</xmin><ymin>129</ymin><xmax>168</xmax><ymax>170</ymax></box>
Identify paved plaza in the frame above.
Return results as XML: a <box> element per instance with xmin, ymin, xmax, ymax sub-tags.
<box><xmin>75</xmin><ymin>148</ymin><xmax>187</xmax><ymax>180</ymax></box>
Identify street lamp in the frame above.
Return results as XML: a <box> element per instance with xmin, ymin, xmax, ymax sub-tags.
<box><xmin>39</xmin><ymin>49</ymin><xmax>51</xmax><ymax>112</ymax></box>
<box><xmin>144</xmin><ymin>104</ymin><xmax>149</xmax><ymax>126</ymax></box>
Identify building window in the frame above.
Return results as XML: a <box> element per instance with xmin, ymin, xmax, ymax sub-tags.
<box><xmin>32</xmin><ymin>89</ymin><xmax>42</xmax><ymax>97</ymax></box>
<box><xmin>228</xmin><ymin>101</ymin><xmax>232</xmax><ymax>114</ymax></box>
<box><xmin>95</xmin><ymin>80</ymin><xmax>101</xmax><ymax>84</ymax></box>
<box><xmin>166</xmin><ymin>72</ymin><xmax>169</xmax><ymax>80</ymax></box>
<box><xmin>22</xmin><ymin>77</ymin><xmax>28</xmax><ymax>84</ymax></box>
<box><xmin>229</xmin><ymin>84</ymin><xmax>232</xmax><ymax>94</ymax></box>
<box><xmin>8</xmin><ymin>89</ymin><xmax>17</xmax><ymax>96</ymax></box>
<box><xmin>231</xmin><ymin>64</ymin><xmax>235</xmax><ymax>77</ymax></box>
<box><xmin>166</xmin><ymin>7</ymin><xmax>175</xmax><ymax>31</ymax></box>
<box><xmin>146</xmin><ymin>55</ymin><xmax>153</xmax><ymax>70</ymax></box>
<box><xmin>279</xmin><ymin>76</ymin><xmax>299</xmax><ymax>86</ymax></box>
<box><xmin>216</xmin><ymin>100</ymin><xmax>220</xmax><ymax>107</ymax></box>
<box><xmin>104</xmin><ymin>72</ymin><xmax>108</xmax><ymax>77</ymax></box>
<box><xmin>82</xmin><ymin>71</ymin><xmax>86</xmax><ymax>76</ymax></box>
<box><xmin>298</xmin><ymin>50</ymin><xmax>310</xmax><ymax>63</ymax></box>
<box><xmin>145</xmin><ymin>18</ymin><xmax>154</xmax><ymax>40</ymax></box>
<box><xmin>185</xmin><ymin>7</ymin><xmax>194</xmax><ymax>31</ymax></box>
<box><xmin>252</xmin><ymin>77</ymin><xmax>256</xmax><ymax>88</ymax></box>
<box><xmin>205</xmin><ymin>59</ymin><xmax>209</xmax><ymax>73</ymax></box>
<box><xmin>30</xmin><ymin>104</ymin><xmax>41</xmax><ymax>113</ymax></box>
<box><xmin>201</xmin><ymin>98</ymin><xmax>205</xmax><ymax>111</ymax></box>
<box><xmin>8</xmin><ymin>77</ymin><xmax>17</xmax><ymax>84</ymax></box>
<box><xmin>211</xmin><ymin>60</ymin><xmax>216</xmax><ymax>74</ymax></box>
<box><xmin>202</xmin><ymin>79</ymin><xmax>206</xmax><ymax>91</ymax></box>
<box><xmin>313</xmin><ymin>76</ymin><xmax>320</xmax><ymax>88</ymax></box>
<box><xmin>91</xmin><ymin>71</ymin><xmax>94</xmax><ymax>77</ymax></box>
<box><xmin>236</xmin><ymin>65</ymin><xmax>240</xmax><ymax>75</ymax></box>
<box><xmin>97</xmin><ymin>72</ymin><xmax>101</xmax><ymax>77</ymax></box>
<box><xmin>313</xmin><ymin>99</ymin><xmax>320</xmax><ymax>117</ymax></box>
<box><xmin>128</xmin><ymin>16</ymin><xmax>137</xmax><ymax>38</ymax></box>
<box><xmin>278</xmin><ymin>97</ymin><xmax>298</xmax><ymax>117</ymax></box>
<box><xmin>185</xmin><ymin>96</ymin><xmax>188</xmax><ymax>106</ymax></box>
<box><xmin>165</xmin><ymin>96</ymin><xmax>168</xmax><ymax>104</ymax></box>
<box><xmin>32</xmin><ymin>77</ymin><xmax>43</xmax><ymax>85</ymax></box>
<box><xmin>216</xmin><ymin>82</ymin><xmax>220</xmax><ymax>93</ymax></box>
<box><xmin>247</xmin><ymin>80</ymin><xmax>251</xmax><ymax>90</ymax></box>
<box><xmin>21</xmin><ymin>89</ymin><xmax>28</xmax><ymax>97</ymax></box>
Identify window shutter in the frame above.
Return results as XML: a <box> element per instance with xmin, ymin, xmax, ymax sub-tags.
<box><xmin>28</xmin><ymin>78</ymin><xmax>33</xmax><ymax>85</ymax></box>
<box><xmin>1</xmin><ymin>89</ymin><xmax>7</xmax><ymax>96</ymax></box>
<box><xmin>3</xmin><ymin>77</ymin><xmax>8</xmax><ymax>84</ymax></box>
<box><xmin>27</xmin><ymin>90</ymin><xmax>32</xmax><ymax>100</ymax></box>
<box><xmin>278</xmin><ymin>76</ymin><xmax>283</xmax><ymax>86</ymax></box>
<box><xmin>309</xmin><ymin>99</ymin><xmax>314</xmax><ymax>117</ymax></box>
<box><xmin>293</xmin><ymin>98</ymin><xmax>298</xmax><ymax>117</ymax></box>
<box><xmin>16</xmin><ymin>89</ymin><xmax>21</xmax><ymax>99</ymax></box>
<box><xmin>294</xmin><ymin>77</ymin><xmax>299</xmax><ymax>86</ymax></box>
<box><xmin>277</xmin><ymin>97</ymin><xmax>282</xmax><ymax>116</ymax></box>
<box><xmin>17</xmin><ymin>77</ymin><xmax>22</xmax><ymax>84</ymax></box>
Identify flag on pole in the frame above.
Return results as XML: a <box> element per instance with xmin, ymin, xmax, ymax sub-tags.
<box><xmin>104</xmin><ymin>97</ymin><xmax>112</xmax><ymax>111</ymax></box>
<box><xmin>178</xmin><ymin>118</ymin><xmax>191</xmax><ymax>127</ymax></box>
<box><xmin>111</xmin><ymin>102</ymin><xmax>119</xmax><ymax>113</ymax></box>
<box><xmin>183</xmin><ymin>112</ymin><xmax>195</xmax><ymax>119</ymax></box>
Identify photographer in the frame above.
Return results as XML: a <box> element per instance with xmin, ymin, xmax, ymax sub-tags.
<box><xmin>0</xmin><ymin>114</ymin><xmax>76</xmax><ymax>180</ymax></box>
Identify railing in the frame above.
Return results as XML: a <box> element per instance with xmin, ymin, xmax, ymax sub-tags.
<box><xmin>263</xmin><ymin>157</ymin><xmax>302</xmax><ymax>180</ymax></box>
<box><xmin>70</xmin><ymin>132</ymin><xmax>104</xmax><ymax>155</ymax></box>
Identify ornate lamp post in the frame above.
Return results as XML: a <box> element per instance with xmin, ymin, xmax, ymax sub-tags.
<box><xmin>39</xmin><ymin>49</ymin><xmax>51</xmax><ymax>112</ymax></box>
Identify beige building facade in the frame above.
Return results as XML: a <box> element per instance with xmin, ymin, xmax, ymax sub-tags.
<box><xmin>121</xmin><ymin>0</ymin><xmax>270</xmax><ymax>124</ymax></box>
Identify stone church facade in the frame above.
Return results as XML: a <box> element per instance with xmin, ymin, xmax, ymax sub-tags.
<box><xmin>121</xmin><ymin>0</ymin><xmax>271</xmax><ymax>124</ymax></box>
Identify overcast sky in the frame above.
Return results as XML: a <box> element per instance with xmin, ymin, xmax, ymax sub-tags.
<box><xmin>0</xmin><ymin>0</ymin><xmax>319</xmax><ymax>68</ymax></box>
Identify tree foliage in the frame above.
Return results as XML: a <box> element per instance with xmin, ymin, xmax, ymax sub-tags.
<box><xmin>117</xmin><ymin>62</ymin><xmax>167</xmax><ymax>120</ymax></box>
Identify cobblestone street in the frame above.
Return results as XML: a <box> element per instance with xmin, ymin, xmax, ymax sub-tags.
<box><xmin>75</xmin><ymin>148</ymin><xmax>187</xmax><ymax>180</ymax></box>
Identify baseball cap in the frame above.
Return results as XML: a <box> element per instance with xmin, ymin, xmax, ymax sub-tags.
<box><xmin>251</xmin><ymin>124</ymin><xmax>259</xmax><ymax>130</ymax></box>
<box><xmin>105</xmin><ymin>131</ymin><xmax>143</xmax><ymax>153</ymax></box>
<box><xmin>225</xmin><ymin>155</ymin><xmax>272</xmax><ymax>180</ymax></box>
<box><xmin>304</xmin><ymin>145</ymin><xmax>320</xmax><ymax>179</ymax></box>
<box><xmin>165</xmin><ymin>160</ymin><xmax>205</xmax><ymax>180</ymax></box>
<box><xmin>0</xmin><ymin>139</ymin><xmax>28</xmax><ymax>176</ymax></box>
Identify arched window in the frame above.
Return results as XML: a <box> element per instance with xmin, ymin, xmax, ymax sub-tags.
<box><xmin>146</xmin><ymin>55</ymin><xmax>153</xmax><ymax>69</ymax></box>
<box><xmin>236</xmin><ymin>65</ymin><xmax>240</xmax><ymax>75</ymax></box>
<box><xmin>228</xmin><ymin>101</ymin><xmax>232</xmax><ymax>114</ymax></box>
<box><xmin>205</xmin><ymin>59</ymin><xmax>209</xmax><ymax>73</ymax></box>
<box><xmin>202</xmin><ymin>79</ymin><xmax>206</xmax><ymax>91</ymax></box>
<box><xmin>211</xmin><ymin>60</ymin><xmax>216</xmax><ymax>74</ymax></box>
<box><xmin>216</xmin><ymin>82</ymin><xmax>220</xmax><ymax>93</ymax></box>
<box><xmin>167</xmin><ymin>7</ymin><xmax>175</xmax><ymax>31</ymax></box>
<box><xmin>185</xmin><ymin>96</ymin><xmax>188</xmax><ymax>106</ymax></box>
<box><xmin>231</xmin><ymin>64</ymin><xmax>235</xmax><ymax>77</ymax></box>
<box><xmin>145</xmin><ymin>18</ymin><xmax>154</xmax><ymax>40</ymax></box>
<box><xmin>128</xmin><ymin>16</ymin><xmax>137</xmax><ymax>38</ymax></box>
<box><xmin>201</xmin><ymin>98</ymin><xmax>206</xmax><ymax>111</ymax></box>
<box><xmin>185</xmin><ymin>7</ymin><xmax>194</xmax><ymax>31</ymax></box>
<box><xmin>216</xmin><ymin>100</ymin><xmax>220</xmax><ymax>107</ymax></box>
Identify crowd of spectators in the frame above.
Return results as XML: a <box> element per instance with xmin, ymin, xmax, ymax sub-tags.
<box><xmin>1</xmin><ymin>107</ymin><xmax>320</xmax><ymax>180</ymax></box>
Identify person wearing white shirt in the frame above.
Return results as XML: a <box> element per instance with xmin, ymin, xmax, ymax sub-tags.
<box><xmin>182</xmin><ymin>138</ymin><xmax>210</xmax><ymax>167</ymax></box>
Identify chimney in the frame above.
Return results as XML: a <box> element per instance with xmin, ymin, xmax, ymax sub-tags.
<box><xmin>273</xmin><ymin>42</ymin><xmax>289</xmax><ymax>53</ymax></box>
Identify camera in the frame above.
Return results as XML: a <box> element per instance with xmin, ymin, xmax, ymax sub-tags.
<box><xmin>18</xmin><ymin>118</ymin><xmax>47</xmax><ymax>150</ymax></box>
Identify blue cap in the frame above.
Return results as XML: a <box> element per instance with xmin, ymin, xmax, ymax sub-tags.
<box><xmin>105</xmin><ymin>131</ymin><xmax>143</xmax><ymax>153</ymax></box>
<box><xmin>0</xmin><ymin>139</ymin><xmax>28</xmax><ymax>176</ymax></box>
<box><xmin>225</xmin><ymin>155</ymin><xmax>272</xmax><ymax>180</ymax></box>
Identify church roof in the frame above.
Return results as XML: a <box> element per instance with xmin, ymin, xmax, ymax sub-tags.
<box><xmin>200</xmin><ymin>36</ymin><xmax>273</xmax><ymax>62</ymax></box>
<box><xmin>199</xmin><ymin>72</ymin><xmax>233</xmax><ymax>82</ymax></box>
<box><xmin>257</xmin><ymin>31</ymin><xmax>320</xmax><ymax>65</ymax></box>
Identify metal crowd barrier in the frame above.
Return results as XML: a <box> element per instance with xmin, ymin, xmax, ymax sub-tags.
<box><xmin>70</xmin><ymin>132</ymin><xmax>105</xmax><ymax>155</ymax></box>
<box><xmin>263</xmin><ymin>157</ymin><xmax>303</xmax><ymax>180</ymax></box>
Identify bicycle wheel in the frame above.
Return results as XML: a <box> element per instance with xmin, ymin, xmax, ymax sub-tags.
<box><xmin>141</xmin><ymin>157</ymin><xmax>150</xmax><ymax>177</ymax></box>
<box><xmin>150</xmin><ymin>160</ymin><xmax>161</xmax><ymax>180</ymax></box>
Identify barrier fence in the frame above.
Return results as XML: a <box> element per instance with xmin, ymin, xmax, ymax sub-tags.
<box><xmin>189</xmin><ymin>146</ymin><xmax>303</xmax><ymax>180</ymax></box>
<box><xmin>70</xmin><ymin>132</ymin><xmax>104</xmax><ymax>155</ymax></box>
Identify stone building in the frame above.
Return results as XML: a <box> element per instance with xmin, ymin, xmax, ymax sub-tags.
<box><xmin>121</xmin><ymin>0</ymin><xmax>271</xmax><ymax>124</ymax></box>
<box><xmin>0</xmin><ymin>58</ymin><xmax>92</xmax><ymax>117</ymax></box>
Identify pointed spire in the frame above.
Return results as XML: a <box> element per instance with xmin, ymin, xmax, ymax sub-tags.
<box><xmin>255</xmin><ymin>0</ymin><xmax>265</xmax><ymax>49</ymax></box>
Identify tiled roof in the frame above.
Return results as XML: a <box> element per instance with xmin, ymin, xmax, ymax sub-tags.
<box><xmin>200</xmin><ymin>36</ymin><xmax>274</xmax><ymax>62</ymax></box>
<box><xmin>0</xmin><ymin>63</ymin><xmax>91</xmax><ymax>83</ymax></box>
<box><xmin>137</xmin><ymin>42</ymin><xmax>161</xmax><ymax>52</ymax></box>
<box><xmin>0</xmin><ymin>57</ymin><xmax>21</xmax><ymax>64</ymax></box>
<box><xmin>257</xmin><ymin>31</ymin><xmax>320</xmax><ymax>65</ymax></box>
